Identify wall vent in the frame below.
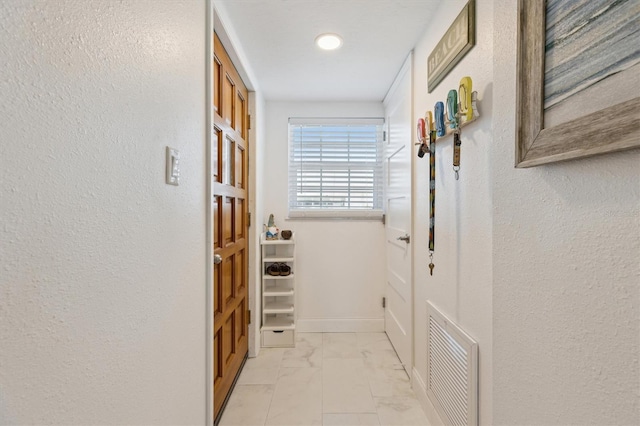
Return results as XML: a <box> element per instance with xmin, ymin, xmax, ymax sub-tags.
<box><xmin>426</xmin><ymin>301</ymin><xmax>478</xmax><ymax>426</ymax></box>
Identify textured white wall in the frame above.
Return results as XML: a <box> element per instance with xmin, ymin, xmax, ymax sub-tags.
<box><xmin>263</xmin><ymin>101</ymin><xmax>387</xmax><ymax>332</ymax></box>
<box><xmin>492</xmin><ymin>1</ymin><xmax>640</xmax><ymax>424</ymax></box>
<box><xmin>0</xmin><ymin>1</ymin><xmax>207</xmax><ymax>424</ymax></box>
<box><xmin>410</xmin><ymin>0</ymin><xmax>494</xmax><ymax>424</ymax></box>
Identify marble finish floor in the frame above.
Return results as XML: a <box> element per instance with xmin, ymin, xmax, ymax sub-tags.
<box><xmin>219</xmin><ymin>332</ymin><xmax>429</xmax><ymax>426</ymax></box>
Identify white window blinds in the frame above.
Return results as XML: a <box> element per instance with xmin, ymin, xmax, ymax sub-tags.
<box><xmin>288</xmin><ymin>117</ymin><xmax>384</xmax><ymax>218</ymax></box>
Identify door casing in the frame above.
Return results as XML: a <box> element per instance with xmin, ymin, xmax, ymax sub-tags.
<box><xmin>383</xmin><ymin>53</ymin><xmax>414</xmax><ymax>375</ymax></box>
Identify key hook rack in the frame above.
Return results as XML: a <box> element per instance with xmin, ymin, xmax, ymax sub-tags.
<box><xmin>442</xmin><ymin>90</ymin><xmax>480</xmax><ymax>138</ymax></box>
<box><xmin>415</xmin><ymin>76</ymin><xmax>482</xmax><ymax>276</ymax></box>
<box><xmin>415</xmin><ymin>91</ymin><xmax>481</xmax><ymax>148</ymax></box>
<box><xmin>415</xmin><ymin>76</ymin><xmax>482</xmax><ymax>183</ymax></box>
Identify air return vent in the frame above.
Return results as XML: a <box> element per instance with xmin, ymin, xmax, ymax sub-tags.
<box><xmin>426</xmin><ymin>301</ymin><xmax>478</xmax><ymax>426</ymax></box>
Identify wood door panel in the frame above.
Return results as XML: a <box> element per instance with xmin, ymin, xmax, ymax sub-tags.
<box><xmin>235</xmin><ymin>144</ymin><xmax>245</xmax><ymax>189</ymax></box>
<box><xmin>214</xmin><ymin>263</ymin><xmax>222</xmax><ymax>317</ymax></box>
<box><xmin>213</xmin><ymin>127</ymin><xmax>222</xmax><ymax>183</ymax></box>
<box><xmin>234</xmin><ymin>248</ymin><xmax>245</xmax><ymax>293</ymax></box>
<box><xmin>213</xmin><ymin>31</ymin><xmax>249</xmax><ymax>423</ymax></box>
<box><xmin>223</xmin><ymin>74</ymin><xmax>235</xmax><ymax>126</ymax></box>
<box><xmin>214</xmin><ymin>195</ymin><xmax>222</xmax><ymax>249</ymax></box>
<box><xmin>224</xmin><ymin>136</ymin><xmax>235</xmax><ymax>187</ymax></box>
<box><xmin>235</xmin><ymin>299</ymin><xmax>246</xmax><ymax>344</ymax></box>
<box><xmin>214</xmin><ymin>57</ymin><xmax>221</xmax><ymax>115</ymax></box>
<box><xmin>235</xmin><ymin>91</ymin><xmax>246</xmax><ymax>138</ymax></box>
<box><xmin>223</xmin><ymin>312</ymin><xmax>236</xmax><ymax>364</ymax></box>
<box><xmin>223</xmin><ymin>196</ymin><xmax>234</xmax><ymax>247</ymax></box>
<box><xmin>214</xmin><ymin>328</ymin><xmax>222</xmax><ymax>384</ymax></box>
<box><xmin>235</xmin><ymin>198</ymin><xmax>245</xmax><ymax>241</ymax></box>
<box><xmin>222</xmin><ymin>254</ymin><xmax>235</xmax><ymax>306</ymax></box>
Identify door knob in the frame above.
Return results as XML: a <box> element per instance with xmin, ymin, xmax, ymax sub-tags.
<box><xmin>397</xmin><ymin>234</ymin><xmax>410</xmax><ymax>243</ymax></box>
<box><xmin>214</xmin><ymin>254</ymin><xmax>222</xmax><ymax>265</ymax></box>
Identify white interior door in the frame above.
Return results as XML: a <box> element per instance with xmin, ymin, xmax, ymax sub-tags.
<box><xmin>383</xmin><ymin>54</ymin><xmax>412</xmax><ymax>373</ymax></box>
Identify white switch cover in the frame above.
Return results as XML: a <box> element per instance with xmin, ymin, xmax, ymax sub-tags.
<box><xmin>166</xmin><ymin>147</ymin><xmax>180</xmax><ymax>186</ymax></box>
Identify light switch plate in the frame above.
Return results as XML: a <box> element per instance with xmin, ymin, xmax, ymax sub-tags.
<box><xmin>166</xmin><ymin>146</ymin><xmax>180</xmax><ymax>186</ymax></box>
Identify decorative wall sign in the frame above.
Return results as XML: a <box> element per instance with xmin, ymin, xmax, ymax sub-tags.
<box><xmin>427</xmin><ymin>0</ymin><xmax>475</xmax><ymax>93</ymax></box>
<box><xmin>516</xmin><ymin>0</ymin><xmax>640</xmax><ymax>167</ymax></box>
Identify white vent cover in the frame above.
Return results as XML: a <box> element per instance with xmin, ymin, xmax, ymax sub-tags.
<box><xmin>426</xmin><ymin>301</ymin><xmax>478</xmax><ymax>426</ymax></box>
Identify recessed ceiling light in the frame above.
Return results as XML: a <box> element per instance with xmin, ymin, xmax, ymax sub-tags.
<box><xmin>315</xmin><ymin>33</ymin><xmax>343</xmax><ymax>50</ymax></box>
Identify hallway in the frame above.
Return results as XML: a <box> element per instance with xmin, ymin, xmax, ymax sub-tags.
<box><xmin>219</xmin><ymin>333</ymin><xmax>429</xmax><ymax>426</ymax></box>
<box><xmin>2</xmin><ymin>1</ymin><xmax>639</xmax><ymax>424</ymax></box>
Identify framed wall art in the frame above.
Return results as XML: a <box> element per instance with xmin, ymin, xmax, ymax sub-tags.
<box><xmin>516</xmin><ymin>0</ymin><xmax>640</xmax><ymax>168</ymax></box>
<box><xmin>427</xmin><ymin>0</ymin><xmax>475</xmax><ymax>93</ymax></box>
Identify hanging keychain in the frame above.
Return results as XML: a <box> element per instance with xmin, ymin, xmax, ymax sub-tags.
<box><xmin>432</xmin><ymin>103</ymin><xmax>445</xmax><ymax>273</ymax></box>
<box><xmin>416</xmin><ymin>117</ymin><xmax>428</xmax><ymax>158</ymax></box>
<box><xmin>447</xmin><ymin>89</ymin><xmax>461</xmax><ymax>180</ymax></box>
<box><xmin>426</xmin><ymin>111</ymin><xmax>436</xmax><ymax>275</ymax></box>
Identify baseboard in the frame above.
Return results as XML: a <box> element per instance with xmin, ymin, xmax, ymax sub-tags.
<box><xmin>296</xmin><ymin>318</ymin><xmax>384</xmax><ymax>333</ymax></box>
<box><xmin>412</xmin><ymin>367</ymin><xmax>445</xmax><ymax>426</ymax></box>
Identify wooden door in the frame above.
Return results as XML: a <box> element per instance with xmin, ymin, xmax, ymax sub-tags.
<box><xmin>383</xmin><ymin>55</ymin><xmax>412</xmax><ymax>374</ymax></box>
<box><xmin>213</xmin><ymin>32</ymin><xmax>249</xmax><ymax>422</ymax></box>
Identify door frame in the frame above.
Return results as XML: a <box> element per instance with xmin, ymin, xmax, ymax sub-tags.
<box><xmin>207</xmin><ymin>3</ymin><xmax>260</xmax><ymax>424</ymax></box>
<box><xmin>206</xmin><ymin>1</ymin><xmax>214</xmax><ymax>424</ymax></box>
<box><xmin>382</xmin><ymin>52</ymin><xmax>414</xmax><ymax>377</ymax></box>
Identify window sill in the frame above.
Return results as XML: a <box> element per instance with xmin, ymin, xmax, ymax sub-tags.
<box><xmin>287</xmin><ymin>211</ymin><xmax>384</xmax><ymax>222</ymax></box>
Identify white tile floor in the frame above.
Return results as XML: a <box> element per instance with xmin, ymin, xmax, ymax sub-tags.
<box><xmin>219</xmin><ymin>332</ymin><xmax>429</xmax><ymax>426</ymax></box>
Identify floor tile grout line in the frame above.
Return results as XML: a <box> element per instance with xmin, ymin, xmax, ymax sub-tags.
<box><xmin>363</xmin><ymin>345</ymin><xmax>381</xmax><ymax>422</ymax></box>
<box><xmin>261</xmin><ymin>352</ymin><xmax>282</xmax><ymax>426</ymax></box>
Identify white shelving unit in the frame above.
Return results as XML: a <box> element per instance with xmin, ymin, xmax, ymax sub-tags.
<box><xmin>260</xmin><ymin>232</ymin><xmax>296</xmax><ymax>347</ymax></box>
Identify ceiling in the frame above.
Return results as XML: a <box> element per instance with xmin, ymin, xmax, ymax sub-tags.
<box><xmin>215</xmin><ymin>0</ymin><xmax>441</xmax><ymax>102</ymax></box>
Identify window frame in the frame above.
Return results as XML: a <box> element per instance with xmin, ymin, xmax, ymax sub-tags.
<box><xmin>287</xmin><ymin>117</ymin><xmax>385</xmax><ymax>220</ymax></box>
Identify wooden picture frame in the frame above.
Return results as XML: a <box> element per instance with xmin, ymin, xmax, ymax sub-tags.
<box><xmin>427</xmin><ymin>0</ymin><xmax>475</xmax><ymax>93</ymax></box>
<box><xmin>515</xmin><ymin>0</ymin><xmax>640</xmax><ymax>168</ymax></box>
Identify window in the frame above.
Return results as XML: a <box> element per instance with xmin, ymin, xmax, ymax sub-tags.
<box><xmin>288</xmin><ymin>117</ymin><xmax>384</xmax><ymax>219</ymax></box>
